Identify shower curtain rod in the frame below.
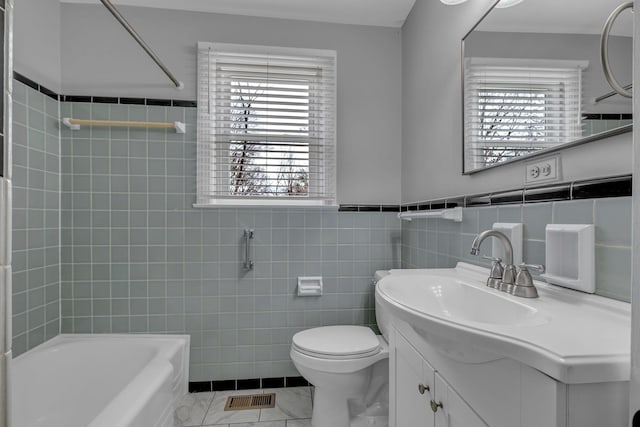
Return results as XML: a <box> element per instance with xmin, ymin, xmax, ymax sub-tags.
<box><xmin>99</xmin><ymin>0</ymin><xmax>184</xmax><ymax>90</ymax></box>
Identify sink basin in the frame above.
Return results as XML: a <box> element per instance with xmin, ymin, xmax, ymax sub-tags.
<box><xmin>378</xmin><ymin>273</ymin><xmax>547</xmax><ymax>327</ymax></box>
<box><xmin>429</xmin><ymin>278</ymin><xmax>546</xmax><ymax>327</ymax></box>
<box><xmin>374</xmin><ymin>263</ymin><xmax>631</xmax><ymax>384</ymax></box>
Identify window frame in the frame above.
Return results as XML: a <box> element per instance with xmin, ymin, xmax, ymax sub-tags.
<box><xmin>463</xmin><ymin>58</ymin><xmax>586</xmax><ymax>172</ymax></box>
<box><xmin>195</xmin><ymin>42</ymin><xmax>337</xmax><ymax>208</ymax></box>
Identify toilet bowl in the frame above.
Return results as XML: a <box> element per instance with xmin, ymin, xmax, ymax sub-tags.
<box><xmin>290</xmin><ymin>271</ymin><xmax>391</xmax><ymax>427</ymax></box>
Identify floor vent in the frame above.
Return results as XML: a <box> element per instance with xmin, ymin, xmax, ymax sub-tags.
<box><xmin>224</xmin><ymin>393</ymin><xmax>276</xmax><ymax>411</ymax></box>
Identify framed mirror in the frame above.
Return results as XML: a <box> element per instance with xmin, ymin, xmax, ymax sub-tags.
<box><xmin>462</xmin><ymin>0</ymin><xmax>632</xmax><ymax>174</ymax></box>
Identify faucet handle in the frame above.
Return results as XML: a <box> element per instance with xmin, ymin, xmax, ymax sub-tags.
<box><xmin>519</xmin><ymin>263</ymin><xmax>545</xmax><ymax>274</ymax></box>
<box><xmin>482</xmin><ymin>256</ymin><xmax>504</xmax><ymax>288</ymax></box>
<box><xmin>512</xmin><ymin>263</ymin><xmax>545</xmax><ymax>298</ymax></box>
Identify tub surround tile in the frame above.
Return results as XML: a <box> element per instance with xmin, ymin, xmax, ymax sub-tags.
<box><xmin>12</xmin><ymin>81</ymin><xmax>60</xmax><ymax>355</ymax></box>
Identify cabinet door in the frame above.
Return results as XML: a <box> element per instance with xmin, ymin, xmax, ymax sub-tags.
<box><xmin>434</xmin><ymin>373</ymin><xmax>488</xmax><ymax>427</ymax></box>
<box><xmin>394</xmin><ymin>331</ymin><xmax>434</xmax><ymax>427</ymax></box>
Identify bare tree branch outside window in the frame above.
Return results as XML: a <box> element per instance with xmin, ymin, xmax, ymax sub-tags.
<box><xmin>229</xmin><ymin>81</ymin><xmax>310</xmax><ymax>196</ymax></box>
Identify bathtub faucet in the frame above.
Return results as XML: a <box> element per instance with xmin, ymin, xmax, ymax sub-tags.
<box><xmin>470</xmin><ymin>230</ymin><xmax>516</xmax><ymax>292</ymax></box>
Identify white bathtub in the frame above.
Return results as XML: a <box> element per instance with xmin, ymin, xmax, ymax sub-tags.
<box><xmin>12</xmin><ymin>334</ymin><xmax>190</xmax><ymax>427</ymax></box>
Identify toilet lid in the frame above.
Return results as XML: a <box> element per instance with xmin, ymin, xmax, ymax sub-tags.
<box><xmin>292</xmin><ymin>326</ymin><xmax>380</xmax><ymax>358</ymax></box>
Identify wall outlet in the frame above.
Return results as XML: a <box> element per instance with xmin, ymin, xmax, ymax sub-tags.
<box><xmin>525</xmin><ymin>155</ymin><xmax>562</xmax><ymax>184</ymax></box>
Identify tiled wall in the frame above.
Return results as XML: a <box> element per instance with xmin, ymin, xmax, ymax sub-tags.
<box><xmin>12</xmin><ymin>81</ymin><xmax>60</xmax><ymax>355</ymax></box>
<box><xmin>59</xmin><ymin>100</ymin><xmax>401</xmax><ymax>380</ymax></box>
<box><xmin>581</xmin><ymin>115</ymin><xmax>632</xmax><ymax>137</ymax></box>
<box><xmin>401</xmin><ymin>197</ymin><xmax>632</xmax><ymax>301</ymax></box>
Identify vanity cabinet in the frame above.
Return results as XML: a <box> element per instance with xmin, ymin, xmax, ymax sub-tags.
<box><xmin>434</xmin><ymin>373</ymin><xmax>487</xmax><ymax>427</ymax></box>
<box><xmin>389</xmin><ymin>321</ymin><xmax>628</xmax><ymax>427</ymax></box>
<box><xmin>391</xmin><ymin>328</ymin><xmax>487</xmax><ymax>427</ymax></box>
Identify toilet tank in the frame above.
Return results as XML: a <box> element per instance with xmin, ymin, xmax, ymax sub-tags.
<box><xmin>373</xmin><ymin>270</ymin><xmax>391</xmax><ymax>341</ymax></box>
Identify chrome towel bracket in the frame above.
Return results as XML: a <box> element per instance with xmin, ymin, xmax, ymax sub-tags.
<box><xmin>243</xmin><ymin>229</ymin><xmax>255</xmax><ymax>271</ymax></box>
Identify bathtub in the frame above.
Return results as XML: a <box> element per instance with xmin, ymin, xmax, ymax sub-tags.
<box><xmin>12</xmin><ymin>334</ymin><xmax>189</xmax><ymax>427</ymax></box>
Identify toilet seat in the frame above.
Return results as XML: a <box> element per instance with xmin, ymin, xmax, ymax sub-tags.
<box><xmin>292</xmin><ymin>326</ymin><xmax>381</xmax><ymax>360</ymax></box>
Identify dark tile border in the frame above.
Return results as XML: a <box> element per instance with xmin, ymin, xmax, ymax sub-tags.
<box><xmin>13</xmin><ymin>72</ymin><xmax>197</xmax><ymax>107</ymax></box>
<box><xmin>236</xmin><ymin>378</ymin><xmax>261</xmax><ymax>390</ymax></box>
<box><xmin>16</xmin><ymin>73</ymin><xmax>627</xmax><ymax>212</ymax></box>
<box><xmin>261</xmin><ymin>377</ymin><xmax>285</xmax><ymax>389</ymax></box>
<box><xmin>212</xmin><ymin>379</ymin><xmax>236</xmax><ymax>391</ymax></box>
<box><xmin>285</xmin><ymin>376</ymin><xmax>310</xmax><ymax>387</ymax></box>
<box><xmin>189</xmin><ymin>376</ymin><xmax>309</xmax><ymax>393</ymax></box>
<box><xmin>338</xmin><ymin>204</ymin><xmax>400</xmax><ymax>212</ymax></box>
<box><xmin>188</xmin><ymin>381</ymin><xmax>212</xmax><ymax>393</ymax></box>
<box><xmin>14</xmin><ymin>72</ymin><xmax>59</xmax><ymax>101</ymax></box>
<box><xmin>582</xmin><ymin>113</ymin><xmax>633</xmax><ymax>121</ymax></box>
<box><xmin>402</xmin><ymin>174</ymin><xmax>632</xmax><ymax>211</ymax></box>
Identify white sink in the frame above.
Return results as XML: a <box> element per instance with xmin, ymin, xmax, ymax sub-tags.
<box><xmin>422</xmin><ymin>276</ymin><xmax>549</xmax><ymax>326</ymax></box>
<box><xmin>375</xmin><ymin>263</ymin><xmax>630</xmax><ymax>384</ymax></box>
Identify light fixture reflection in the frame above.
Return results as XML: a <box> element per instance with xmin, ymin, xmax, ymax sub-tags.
<box><xmin>439</xmin><ymin>0</ymin><xmax>469</xmax><ymax>5</ymax></box>
<box><xmin>439</xmin><ymin>0</ymin><xmax>524</xmax><ymax>7</ymax></box>
<box><xmin>496</xmin><ymin>0</ymin><xmax>525</xmax><ymax>8</ymax></box>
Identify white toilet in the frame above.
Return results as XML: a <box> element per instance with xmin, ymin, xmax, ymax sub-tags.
<box><xmin>290</xmin><ymin>271</ymin><xmax>391</xmax><ymax>427</ymax></box>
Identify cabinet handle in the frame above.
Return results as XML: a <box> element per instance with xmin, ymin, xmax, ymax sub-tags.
<box><xmin>430</xmin><ymin>400</ymin><xmax>444</xmax><ymax>413</ymax></box>
<box><xmin>418</xmin><ymin>383</ymin><xmax>430</xmax><ymax>394</ymax></box>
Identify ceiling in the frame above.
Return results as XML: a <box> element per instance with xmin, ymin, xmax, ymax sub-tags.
<box><xmin>60</xmin><ymin>0</ymin><xmax>417</xmax><ymax>28</ymax></box>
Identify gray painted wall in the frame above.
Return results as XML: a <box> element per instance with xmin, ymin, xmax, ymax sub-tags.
<box><xmin>59</xmin><ymin>4</ymin><xmax>403</xmax><ymax>205</ymax></box>
<box><xmin>14</xmin><ymin>0</ymin><xmax>61</xmax><ymax>92</ymax></box>
<box><xmin>401</xmin><ymin>0</ymin><xmax>632</xmax><ymax>203</ymax></box>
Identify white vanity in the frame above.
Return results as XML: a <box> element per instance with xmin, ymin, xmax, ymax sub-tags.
<box><xmin>375</xmin><ymin>263</ymin><xmax>630</xmax><ymax>427</ymax></box>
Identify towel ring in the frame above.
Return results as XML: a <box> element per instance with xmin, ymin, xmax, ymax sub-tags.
<box><xmin>600</xmin><ymin>1</ymin><xmax>633</xmax><ymax>98</ymax></box>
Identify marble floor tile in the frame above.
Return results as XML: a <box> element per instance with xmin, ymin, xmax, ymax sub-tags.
<box><xmin>175</xmin><ymin>392</ymin><xmax>215</xmax><ymax>427</ymax></box>
<box><xmin>285</xmin><ymin>420</ymin><xmax>312</xmax><ymax>427</ymax></box>
<box><xmin>202</xmin><ymin>390</ymin><xmax>262</xmax><ymax>425</ymax></box>
<box><xmin>259</xmin><ymin>388</ymin><xmax>312</xmax><ymax>421</ymax></box>
<box><xmin>229</xmin><ymin>422</ymin><xmax>286</xmax><ymax>427</ymax></box>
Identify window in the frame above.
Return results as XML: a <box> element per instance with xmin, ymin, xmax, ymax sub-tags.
<box><xmin>196</xmin><ymin>42</ymin><xmax>336</xmax><ymax>206</ymax></box>
<box><xmin>464</xmin><ymin>58</ymin><xmax>584</xmax><ymax>170</ymax></box>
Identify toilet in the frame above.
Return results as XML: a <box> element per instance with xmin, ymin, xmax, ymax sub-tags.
<box><xmin>290</xmin><ymin>271</ymin><xmax>391</xmax><ymax>427</ymax></box>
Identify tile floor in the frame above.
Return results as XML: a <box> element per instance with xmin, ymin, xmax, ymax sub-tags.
<box><xmin>175</xmin><ymin>387</ymin><xmax>313</xmax><ymax>427</ymax></box>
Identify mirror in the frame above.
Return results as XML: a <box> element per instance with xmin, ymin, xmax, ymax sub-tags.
<box><xmin>462</xmin><ymin>0</ymin><xmax>633</xmax><ymax>173</ymax></box>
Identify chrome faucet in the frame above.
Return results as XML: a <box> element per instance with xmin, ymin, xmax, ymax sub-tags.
<box><xmin>470</xmin><ymin>230</ymin><xmax>517</xmax><ymax>292</ymax></box>
<box><xmin>471</xmin><ymin>230</ymin><xmax>543</xmax><ymax>298</ymax></box>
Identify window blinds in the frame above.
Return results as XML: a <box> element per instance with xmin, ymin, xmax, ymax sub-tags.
<box><xmin>196</xmin><ymin>42</ymin><xmax>337</xmax><ymax>205</ymax></box>
<box><xmin>464</xmin><ymin>59</ymin><xmax>583</xmax><ymax>170</ymax></box>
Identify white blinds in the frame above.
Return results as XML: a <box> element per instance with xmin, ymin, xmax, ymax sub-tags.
<box><xmin>196</xmin><ymin>42</ymin><xmax>337</xmax><ymax>205</ymax></box>
<box><xmin>464</xmin><ymin>59</ymin><xmax>583</xmax><ymax>170</ymax></box>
